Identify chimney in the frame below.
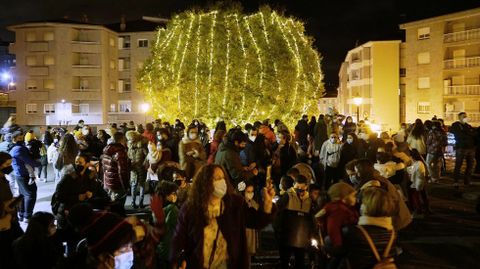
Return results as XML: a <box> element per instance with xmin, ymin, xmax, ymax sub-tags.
<box><xmin>120</xmin><ymin>15</ymin><xmax>126</xmax><ymax>31</ymax></box>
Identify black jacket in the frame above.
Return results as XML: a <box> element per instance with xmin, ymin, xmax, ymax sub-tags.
<box><xmin>450</xmin><ymin>121</ymin><xmax>476</xmax><ymax>149</ymax></box>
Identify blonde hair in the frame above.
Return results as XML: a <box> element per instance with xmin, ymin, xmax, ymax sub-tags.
<box><xmin>361</xmin><ymin>187</ymin><xmax>395</xmax><ymax>217</ymax></box>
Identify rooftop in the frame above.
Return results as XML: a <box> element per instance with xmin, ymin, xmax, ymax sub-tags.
<box><xmin>105</xmin><ymin>19</ymin><xmax>166</xmax><ymax>33</ymax></box>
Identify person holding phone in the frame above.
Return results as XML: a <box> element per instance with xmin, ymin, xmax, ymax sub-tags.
<box><xmin>0</xmin><ymin>151</ymin><xmax>24</xmax><ymax>268</ymax></box>
<box><xmin>170</xmin><ymin>164</ymin><xmax>276</xmax><ymax>269</ymax></box>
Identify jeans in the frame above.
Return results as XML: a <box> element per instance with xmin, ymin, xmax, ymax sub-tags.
<box><xmin>36</xmin><ymin>165</ymin><xmax>48</xmax><ymax>180</ymax></box>
<box><xmin>426</xmin><ymin>153</ymin><xmax>442</xmax><ymax>181</ymax></box>
<box><xmin>454</xmin><ymin>148</ymin><xmax>475</xmax><ymax>184</ymax></box>
<box><xmin>15</xmin><ymin>175</ymin><xmax>37</xmax><ymax>219</ymax></box>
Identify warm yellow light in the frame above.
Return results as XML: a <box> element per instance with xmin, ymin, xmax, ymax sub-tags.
<box><xmin>353</xmin><ymin>97</ymin><xmax>363</xmax><ymax>106</ymax></box>
<box><xmin>141</xmin><ymin>103</ymin><xmax>150</xmax><ymax>113</ymax></box>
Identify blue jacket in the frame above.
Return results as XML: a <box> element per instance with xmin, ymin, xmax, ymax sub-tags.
<box><xmin>9</xmin><ymin>142</ymin><xmax>39</xmax><ymax>177</ymax></box>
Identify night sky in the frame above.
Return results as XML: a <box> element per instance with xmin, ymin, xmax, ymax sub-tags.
<box><xmin>1</xmin><ymin>0</ymin><xmax>479</xmax><ymax>92</ymax></box>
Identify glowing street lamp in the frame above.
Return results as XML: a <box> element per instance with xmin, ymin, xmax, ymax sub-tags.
<box><xmin>1</xmin><ymin>72</ymin><xmax>11</xmax><ymax>82</ymax></box>
<box><xmin>352</xmin><ymin>96</ymin><xmax>363</xmax><ymax>123</ymax></box>
<box><xmin>140</xmin><ymin>103</ymin><xmax>150</xmax><ymax>123</ymax></box>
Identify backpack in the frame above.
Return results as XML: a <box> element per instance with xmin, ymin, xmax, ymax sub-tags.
<box><xmin>357</xmin><ymin>225</ymin><xmax>397</xmax><ymax>269</ymax></box>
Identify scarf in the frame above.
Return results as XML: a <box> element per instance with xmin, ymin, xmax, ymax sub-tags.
<box><xmin>358</xmin><ymin>216</ymin><xmax>393</xmax><ymax>230</ymax></box>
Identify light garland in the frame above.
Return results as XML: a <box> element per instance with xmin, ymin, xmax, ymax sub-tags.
<box><xmin>175</xmin><ymin>14</ymin><xmax>195</xmax><ymax>114</ymax></box>
<box><xmin>194</xmin><ymin>15</ymin><xmax>203</xmax><ymax>116</ymax></box>
<box><xmin>207</xmin><ymin>11</ymin><xmax>217</xmax><ymax>116</ymax></box>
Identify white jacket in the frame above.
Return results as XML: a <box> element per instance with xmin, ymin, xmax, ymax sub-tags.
<box><xmin>319</xmin><ymin>140</ymin><xmax>342</xmax><ymax>168</ymax></box>
<box><xmin>407</xmin><ymin>160</ymin><xmax>426</xmax><ymax>191</ymax></box>
<box><xmin>47</xmin><ymin>144</ymin><xmax>58</xmax><ymax>164</ymax></box>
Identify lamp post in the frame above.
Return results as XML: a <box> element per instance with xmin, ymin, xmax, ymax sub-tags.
<box><xmin>352</xmin><ymin>97</ymin><xmax>363</xmax><ymax>123</ymax></box>
<box><xmin>140</xmin><ymin>103</ymin><xmax>150</xmax><ymax>123</ymax></box>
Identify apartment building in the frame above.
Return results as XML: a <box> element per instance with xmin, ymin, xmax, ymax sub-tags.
<box><xmin>337</xmin><ymin>41</ymin><xmax>402</xmax><ymax>132</ymax></box>
<box><xmin>318</xmin><ymin>92</ymin><xmax>338</xmax><ymax>116</ymax></box>
<box><xmin>7</xmin><ymin>18</ymin><xmax>164</xmax><ymax>126</ymax></box>
<box><xmin>400</xmin><ymin>7</ymin><xmax>480</xmax><ymax>125</ymax></box>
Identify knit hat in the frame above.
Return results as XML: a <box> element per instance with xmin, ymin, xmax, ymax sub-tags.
<box><xmin>81</xmin><ymin>211</ymin><xmax>135</xmax><ymax>255</ymax></box>
<box><xmin>328</xmin><ymin>182</ymin><xmax>356</xmax><ymax>201</ymax></box>
<box><xmin>24</xmin><ymin>132</ymin><xmax>35</xmax><ymax>142</ymax></box>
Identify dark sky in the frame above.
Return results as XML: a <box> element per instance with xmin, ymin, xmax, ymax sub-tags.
<box><xmin>1</xmin><ymin>0</ymin><xmax>479</xmax><ymax>91</ymax></box>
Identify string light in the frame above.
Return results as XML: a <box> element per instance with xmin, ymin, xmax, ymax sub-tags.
<box><xmin>194</xmin><ymin>15</ymin><xmax>203</xmax><ymax>116</ymax></box>
<box><xmin>175</xmin><ymin>14</ymin><xmax>195</xmax><ymax>114</ymax></box>
<box><xmin>234</xmin><ymin>14</ymin><xmax>248</xmax><ymax>120</ymax></box>
<box><xmin>207</xmin><ymin>11</ymin><xmax>217</xmax><ymax>116</ymax></box>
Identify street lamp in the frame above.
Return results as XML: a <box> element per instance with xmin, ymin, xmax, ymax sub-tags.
<box><xmin>353</xmin><ymin>97</ymin><xmax>363</xmax><ymax>123</ymax></box>
<box><xmin>140</xmin><ymin>103</ymin><xmax>150</xmax><ymax>123</ymax></box>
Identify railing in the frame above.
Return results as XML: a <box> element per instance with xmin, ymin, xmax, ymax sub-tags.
<box><xmin>444</xmin><ymin>28</ymin><xmax>480</xmax><ymax>43</ymax></box>
<box><xmin>444</xmin><ymin>56</ymin><xmax>480</xmax><ymax>69</ymax></box>
<box><xmin>444</xmin><ymin>112</ymin><xmax>480</xmax><ymax>123</ymax></box>
<box><xmin>444</xmin><ymin>85</ymin><xmax>480</xmax><ymax>95</ymax></box>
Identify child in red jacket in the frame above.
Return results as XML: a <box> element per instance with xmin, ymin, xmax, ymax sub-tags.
<box><xmin>316</xmin><ymin>182</ymin><xmax>359</xmax><ymax>254</ymax></box>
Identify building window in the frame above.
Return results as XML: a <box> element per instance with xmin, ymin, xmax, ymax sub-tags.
<box><xmin>118</xmin><ymin>101</ymin><xmax>132</xmax><ymax>112</ymax></box>
<box><xmin>417</xmin><ymin>52</ymin><xmax>430</xmax><ymax>64</ymax></box>
<box><xmin>43</xmin><ymin>79</ymin><xmax>55</xmax><ymax>90</ymax></box>
<box><xmin>43</xmin><ymin>32</ymin><xmax>54</xmax><ymax>41</ymax></box>
<box><xmin>418</xmin><ymin>77</ymin><xmax>430</xmax><ymax>89</ymax></box>
<box><xmin>79</xmin><ymin>104</ymin><xmax>89</xmax><ymax>114</ymax></box>
<box><xmin>418</xmin><ymin>102</ymin><xmax>430</xmax><ymax>114</ymax></box>
<box><xmin>26</xmin><ymin>79</ymin><xmax>37</xmax><ymax>90</ymax></box>
<box><xmin>417</xmin><ymin>27</ymin><xmax>430</xmax><ymax>40</ymax></box>
<box><xmin>110</xmin><ymin>104</ymin><xmax>116</xmax><ymax>112</ymax></box>
<box><xmin>26</xmin><ymin>103</ymin><xmax>38</xmax><ymax>114</ymax></box>
<box><xmin>44</xmin><ymin>55</ymin><xmax>55</xmax><ymax>66</ymax></box>
<box><xmin>399</xmin><ymin>68</ymin><xmax>406</xmax><ymax>77</ymax></box>
<box><xmin>44</xmin><ymin>104</ymin><xmax>55</xmax><ymax>114</ymax></box>
<box><xmin>119</xmin><ymin>35</ymin><xmax>131</xmax><ymax>49</ymax></box>
<box><xmin>351</xmin><ymin>70</ymin><xmax>360</xmax><ymax>80</ymax></box>
<box><xmin>118</xmin><ymin>79</ymin><xmax>131</xmax><ymax>93</ymax></box>
<box><xmin>110</xmin><ymin>82</ymin><xmax>115</xmax><ymax>91</ymax></box>
<box><xmin>110</xmin><ymin>60</ymin><xmax>115</xmax><ymax>70</ymax></box>
<box><xmin>109</xmin><ymin>37</ymin><xmax>115</xmax><ymax>47</ymax></box>
<box><xmin>26</xmin><ymin>32</ymin><xmax>36</xmax><ymax>42</ymax></box>
<box><xmin>138</xmin><ymin>39</ymin><xmax>148</xmax><ymax>48</ymax></box>
<box><xmin>26</xmin><ymin>56</ymin><xmax>37</xmax><ymax>66</ymax></box>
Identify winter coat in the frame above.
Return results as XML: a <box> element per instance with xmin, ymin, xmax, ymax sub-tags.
<box><xmin>426</xmin><ymin>129</ymin><xmax>448</xmax><ymax>155</ymax></box>
<box><xmin>320</xmin><ymin>140</ymin><xmax>342</xmax><ymax>168</ymax></box>
<box><xmin>126</xmin><ymin>132</ymin><xmax>148</xmax><ymax>171</ymax></box>
<box><xmin>101</xmin><ymin>143</ymin><xmax>129</xmax><ymax>192</ymax></box>
<box><xmin>338</xmin><ymin>142</ymin><xmax>358</xmax><ymax>172</ymax></box>
<box><xmin>0</xmin><ymin>140</ymin><xmax>14</xmax><ymax>153</ymax></box>
<box><xmin>295</xmin><ymin>120</ymin><xmax>309</xmax><ymax>145</ymax></box>
<box><xmin>313</xmin><ymin>120</ymin><xmax>328</xmax><ymax>152</ymax></box>
<box><xmin>407</xmin><ymin>160</ymin><xmax>426</xmax><ymax>191</ymax></box>
<box><xmin>207</xmin><ymin>138</ymin><xmax>222</xmax><ymax>164</ymax></box>
<box><xmin>143</xmin><ymin>130</ymin><xmax>156</xmax><ymax>144</ymax></box>
<box><xmin>259</xmin><ymin>125</ymin><xmax>276</xmax><ymax>144</ymax></box>
<box><xmin>12</xmin><ymin>233</ymin><xmax>63</xmax><ymax>269</ymax></box>
<box><xmin>407</xmin><ymin>135</ymin><xmax>426</xmax><ymax>155</ymax></box>
<box><xmin>47</xmin><ymin>144</ymin><xmax>58</xmax><ymax>164</ymax></box>
<box><xmin>215</xmin><ymin>141</ymin><xmax>255</xmax><ymax>187</ymax></box>
<box><xmin>170</xmin><ymin>193</ymin><xmax>275</xmax><ymax>269</ymax></box>
<box><xmin>450</xmin><ymin>121</ymin><xmax>476</xmax><ymax>149</ymax></box>
<box><xmin>318</xmin><ymin>201</ymin><xmax>359</xmax><ymax>250</ymax></box>
<box><xmin>10</xmin><ymin>142</ymin><xmax>39</xmax><ymax>178</ymax></box>
<box><xmin>179</xmin><ymin>137</ymin><xmax>206</xmax><ymax>178</ymax></box>
<box><xmin>157</xmin><ymin>203</ymin><xmax>179</xmax><ymax>261</ymax></box>
<box><xmin>273</xmin><ymin>143</ymin><xmax>298</xmax><ymax>177</ymax></box>
<box><xmin>342</xmin><ymin>123</ymin><xmax>357</xmax><ymax>141</ymax></box>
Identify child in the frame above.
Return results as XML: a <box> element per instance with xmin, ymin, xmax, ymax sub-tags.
<box><xmin>146</xmin><ymin>141</ymin><xmax>161</xmax><ymax>192</ymax></box>
<box><xmin>172</xmin><ymin>169</ymin><xmax>190</xmax><ymax>207</ymax></box>
<box><xmin>239</xmin><ymin>180</ymin><xmax>260</xmax><ymax>268</ymax></box>
<box><xmin>279</xmin><ymin>175</ymin><xmax>294</xmax><ymax>196</ymax></box>
<box><xmin>155</xmin><ymin>181</ymin><xmax>179</xmax><ymax>269</ymax></box>
<box><xmin>316</xmin><ymin>182</ymin><xmax>359</xmax><ymax>257</ymax></box>
<box><xmin>407</xmin><ymin>148</ymin><xmax>429</xmax><ymax>217</ymax></box>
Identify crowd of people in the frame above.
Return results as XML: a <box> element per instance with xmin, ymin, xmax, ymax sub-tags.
<box><xmin>0</xmin><ymin>110</ymin><xmax>477</xmax><ymax>269</ymax></box>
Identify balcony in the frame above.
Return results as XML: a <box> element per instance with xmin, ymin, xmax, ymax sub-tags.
<box><xmin>71</xmin><ymin>91</ymin><xmax>102</xmax><ymax>101</ymax></box>
<box><xmin>444</xmin><ymin>56</ymin><xmax>480</xmax><ymax>69</ymax></box>
<box><xmin>444</xmin><ymin>28</ymin><xmax>480</xmax><ymax>43</ymax></box>
<box><xmin>444</xmin><ymin>112</ymin><xmax>480</xmax><ymax>123</ymax></box>
<box><xmin>444</xmin><ymin>85</ymin><xmax>480</xmax><ymax>96</ymax></box>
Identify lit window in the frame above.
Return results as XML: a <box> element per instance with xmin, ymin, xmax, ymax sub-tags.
<box><xmin>110</xmin><ymin>82</ymin><xmax>115</xmax><ymax>91</ymax></box>
<box><xmin>44</xmin><ymin>79</ymin><xmax>55</xmax><ymax>90</ymax></box>
<box><xmin>26</xmin><ymin>56</ymin><xmax>37</xmax><ymax>66</ymax></box>
<box><xmin>26</xmin><ymin>103</ymin><xmax>38</xmax><ymax>114</ymax></box>
<box><xmin>417</xmin><ymin>52</ymin><xmax>430</xmax><ymax>64</ymax></box>
<box><xmin>110</xmin><ymin>104</ymin><xmax>116</xmax><ymax>112</ymax></box>
<box><xmin>418</xmin><ymin>27</ymin><xmax>430</xmax><ymax>40</ymax></box>
<box><xmin>26</xmin><ymin>32</ymin><xmax>36</xmax><ymax>42</ymax></box>
<box><xmin>418</xmin><ymin>102</ymin><xmax>430</xmax><ymax>114</ymax></box>
<box><xmin>44</xmin><ymin>104</ymin><xmax>55</xmax><ymax>114</ymax></box>
<box><xmin>109</xmin><ymin>37</ymin><xmax>115</xmax><ymax>47</ymax></box>
<box><xmin>110</xmin><ymin>60</ymin><xmax>115</xmax><ymax>70</ymax></box>
<box><xmin>418</xmin><ymin>77</ymin><xmax>430</xmax><ymax>89</ymax></box>
<box><xmin>43</xmin><ymin>32</ymin><xmax>54</xmax><ymax>41</ymax></box>
<box><xmin>119</xmin><ymin>35</ymin><xmax>131</xmax><ymax>49</ymax></box>
<box><xmin>79</xmin><ymin>104</ymin><xmax>89</xmax><ymax>114</ymax></box>
<box><xmin>118</xmin><ymin>100</ymin><xmax>132</xmax><ymax>112</ymax></box>
<box><xmin>138</xmin><ymin>39</ymin><xmax>148</xmax><ymax>48</ymax></box>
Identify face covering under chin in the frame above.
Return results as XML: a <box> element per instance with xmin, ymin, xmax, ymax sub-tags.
<box><xmin>114</xmin><ymin>251</ymin><xmax>134</xmax><ymax>269</ymax></box>
<box><xmin>213</xmin><ymin>179</ymin><xmax>227</xmax><ymax>198</ymax></box>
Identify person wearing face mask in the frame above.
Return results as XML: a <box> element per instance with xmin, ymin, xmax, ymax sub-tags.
<box><xmin>142</xmin><ymin>123</ymin><xmax>156</xmax><ymax>144</ymax></box>
<box><xmin>240</xmin><ymin>126</ymin><xmax>260</xmax><ymax>169</ymax></box>
<box><xmin>450</xmin><ymin>112</ymin><xmax>476</xmax><ymax>187</ymax></box>
<box><xmin>215</xmin><ymin>129</ymin><xmax>258</xmax><ymax>187</ymax></box>
<box><xmin>0</xmin><ymin>152</ymin><xmax>23</xmax><ymax>269</ymax></box>
<box><xmin>12</xmin><ymin>211</ymin><xmax>62</xmax><ymax>269</ymax></box>
<box><xmin>274</xmin><ymin>175</ymin><xmax>314</xmax><ymax>269</ymax></box>
<box><xmin>338</xmin><ymin>133</ymin><xmax>360</xmax><ymax>180</ymax></box>
<box><xmin>171</xmin><ymin>164</ymin><xmax>276</xmax><ymax>269</ymax></box>
<box><xmin>172</xmin><ymin>169</ymin><xmax>190</xmax><ymax>207</ymax></box>
<box><xmin>179</xmin><ymin>125</ymin><xmax>207</xmax><ymax>179</ymax></box>
<box><xmin>342</xmin><ymin>116</ymin><xmax>357</xmax><ymax>142</ymax></box>
<box><xmin>238</xmin><ymin>180</ymin><xmax>260</xmax><ymax>268</ymax></box>
<box><xmin>157</xmin><ymin>128</ymin><xmax>179</xmax><ymax>162</ymax></box>
<box><xmin>155</xmin><ymin>180</ymin><xmax>179</xmax><ymax>269</ymax></box>
<box><xmin>126</xmin><ymin>131</ymin><xmax>148</xmax><ymax>209</ymax></box>
<box><xmin>207</xmin><ymin>129</ymin><xmax>226</xmax><ymax>164</ymax></box>
<box><xmin>272</xmin><ymin>130</ymin><xmax>298</xmax><ymax>184</ymax></box>
<box><xmin>320</xmin><ymin>133</ymin><xmax>343</xmax><ymax>190</ymax></box>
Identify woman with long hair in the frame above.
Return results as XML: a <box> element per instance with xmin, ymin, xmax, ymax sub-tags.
<box><xmin>55</xmin><ymin>134</ymin><xmax>79</xmax><ymax>172</ymax></box>
<box><xmin>170</xmin><ymin>164</ymin><xmax>276</xmax><ymax>269</ymax></box>
<box><xmin>407</xmin><ymin>119</ymin><xmax>427</xmax><ymax>157</ymax></box>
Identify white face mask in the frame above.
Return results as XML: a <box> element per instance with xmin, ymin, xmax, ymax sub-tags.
<box><xmin>463</xmin><ymin>117</ymin><xmax>469</xmax><ymax>123</ymax></box>
<box><xmin>114</xmin><ymin>250</ymin><xmax>134</xmax><ymax>269</ymax></box>
<box><xmin>245</xmin><ymin>192</ymin><xmax>254</xmax><ymax>200</ymax></box>
<box><xmin>276</xmin><ymin>137</ymin><xmax>282</xmax><ymax>144</ymax></box>
<box><xmin>249</xmin><ymin>135</ymin><xmax>257</xmax><ymax>142</ymax></box>
<box><xmin>346</xmin><ymin>138</ymin><xmax>354</xmax><ymax>144</ymax></box>
<box><xmin>330</xmin><ymin>138</ymin><xmax>336</xmax><ymax>143</ymax></box>
<box><xmin>213</xmin><ymin>179</ymin><xmax>227</xmax><ymax>198</ymax></box>
<box><xmin>349</xmin><ymin>174</ymin><xmax>359</xmax><ymax>185</ymax></box>
<box><xmin>189</xmin><ymin>133</ymin><xmax>198</xmax><ymax>140</ymax></box>
<box><xmin>82</xmin><ymin>129</ymin><xmax>89</xmax><ymax>136</ymax></box>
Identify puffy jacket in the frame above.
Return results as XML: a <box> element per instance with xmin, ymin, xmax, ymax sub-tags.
<box><xmin>320</xmin><ymin>140</ymin><xmax>342</xmax><ymax>168</ymax></box>
<box><xmin>101</xmin><ymin>143</ymin><xmax>129</xmax><ymax>192</ymax></box>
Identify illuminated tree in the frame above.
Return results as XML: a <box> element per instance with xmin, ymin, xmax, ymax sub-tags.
<box><xmin>139</xmin><ymin>6</ymin><xmax>324</xmax><ymax>127</ymax></box>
